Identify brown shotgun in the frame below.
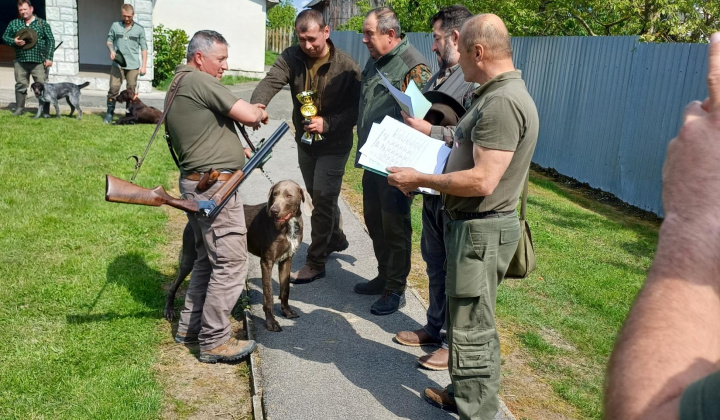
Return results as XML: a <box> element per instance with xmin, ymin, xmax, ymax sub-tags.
<box><xmin>105</xmin><ymin>121</ymin><xmax>288</xmax><ymax>217</ymax></box>
<box><xmin>105</xmin><ymin>170</ymin><xmax>244</xmax><ymax>215</ymax></box>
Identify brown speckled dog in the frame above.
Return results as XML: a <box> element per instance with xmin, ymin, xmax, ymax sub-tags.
<box><xmin>165</xmin><ymin>180</ymin><xmax>311</xmax><ymax>332</ymax></box>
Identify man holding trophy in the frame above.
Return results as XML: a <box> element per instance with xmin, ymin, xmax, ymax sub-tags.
<box><xmin>251</xmin><ymin>9</ymin><xmax>361</xmax><ymax>283</ymax></box>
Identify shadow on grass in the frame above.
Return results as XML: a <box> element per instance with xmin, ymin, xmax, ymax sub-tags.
<box><xmin>67</xmin><ymin>252</ymin><xmax>171</xmax><ymax>324</ymax></box>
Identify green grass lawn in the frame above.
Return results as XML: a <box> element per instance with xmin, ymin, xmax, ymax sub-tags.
<box><xmin>0</xmin><ymin>110</ymin><xmax>178</xmax><ymax>418</ymax></box>
<box><xmin>265</xmin><ymin>50</ymin><xmax>279</xmax><ymax>66</ymax></box>
<box><xmin>343</xmin><ymin>135</ymin><xmax>659</xmax><ymax>419</ymax></box>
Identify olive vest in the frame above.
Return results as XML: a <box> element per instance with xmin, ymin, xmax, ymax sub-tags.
<box><xmin>356</xmin><ymin>36</ymin><xmax>428</xmax><ymax>166</ymax></box>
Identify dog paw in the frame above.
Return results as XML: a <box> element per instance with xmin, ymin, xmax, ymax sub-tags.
<box><xmin>164</xmin><ymin>308</ymin><xmax>175</xmax><ymax>322</ymax></box>
<box><xmin>266</xmin><ymin>318</ymin><xmax>282</xmax><ymax>332</ymax></box>
<box><xmin>282</xmin><ymin>307</ymin><xmax>299</xmax><ymax>319</ymax></box>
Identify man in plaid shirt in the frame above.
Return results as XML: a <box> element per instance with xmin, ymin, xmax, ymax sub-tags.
<box><xmin>2</xmin><ymin>0</ymin><xmax>54</xmax><ymax>116</ymax></box>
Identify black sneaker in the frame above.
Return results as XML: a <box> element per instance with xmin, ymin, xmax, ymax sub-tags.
<box><xmin>370</xmin><ymin>290</ymin><xmax>405</xmax><ymax>315</ymax></box>
<box><xmin>354</xmin><ymin>276</ymin><xmax>386</xmax><ymax>295</ymax></box>
<box><xmin>327</xmin><ymin>238</ymin><xmax>349</xmax><ymax>255</ymax></box>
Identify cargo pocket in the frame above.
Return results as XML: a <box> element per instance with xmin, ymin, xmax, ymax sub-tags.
<box><xmin>445</xmin><ymin>222</ymin><xmax>496</xmax><ymax>297</ymax></box>
<box><xmin>452</xmin><ymin>327</ymin><xmax>496</xmax><ymax>378</ymax></box>
<box><xmin>212</xmin><ymin>226</ymin><xmax>247</xmax><ymax>264</ymax></box>
<box><xmin>326</xmin><ymin>168</ymin><xmax>345</xmax><ymax>195</ymax></box>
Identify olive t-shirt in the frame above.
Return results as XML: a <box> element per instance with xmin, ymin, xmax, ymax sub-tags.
<box><xmin>680</xmin><ymin>370</ymin><xmax>720</xmax><ymax>420</ymax></box>
<box><xmin>304</xmin><ymin>48</ymin><xmax>330</xmax><ymax>92</ymax></box>
<box><xmin>165</xmin><ymin>65</ymin><xmax>244</xmax><ymax>174</ymax></box>
<box><xmin>443</xmin><ymin>70</ymin><xmax>539</xmax><ymax>213</ymax></box>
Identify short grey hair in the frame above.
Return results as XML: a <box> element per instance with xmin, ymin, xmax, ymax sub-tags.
<box><xmin>186</xmin><ymin>30</ymin><xmax>228</xmax><ymax>62</ymax></box>
<box><xmin>367</xmin><ymin>7</ymin><xmax>401</xmax><ymax>38</ymax></box>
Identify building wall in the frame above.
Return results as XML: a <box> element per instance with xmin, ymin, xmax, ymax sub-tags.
<box><xmin>152</xmin><ymin>0</ymin><xmax>266</xmax><ymax>76</ymax></box>
<box><xmin>46</xmin><ymin>0</ymin><xmax>154</xmax><ymax>92</ymax></box>
<box><xmin>77</xmin><ymin>0</ymin><xmax>123</xmax><ymax>66</ymax></box>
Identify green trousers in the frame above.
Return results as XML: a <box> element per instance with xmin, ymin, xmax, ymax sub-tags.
<box><xmin>444</xmin><ymin>213</ymin><xmax>520</xmax><ymax>419</ymax></box>
<box><xmin>14</xmin><ymin>60</ymin><xmax>46</xmax><ymax>94</ymax></box>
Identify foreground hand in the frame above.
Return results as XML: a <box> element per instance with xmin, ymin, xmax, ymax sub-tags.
<box><xmin>110</xmin><ymin>50</ymin><xmax>116</xmax><ymax>61</ymax></box>
<box><xmin>401</xmin><ymin>110</ymin><xmax>432</xmax><ymax>136</ymax></box>
<box><xmin>662</xmin><ymin>31</ymin><xmax>720</xmax><ymax>227</ymax></box>
<box><xmin>244</xmin><ymin>147</ymin><xmax>252</xmax><ymax>158</ymax></box>
<box><xmin>44</xmin><ymin>60</ymin><xmax>52</xmax><ymax>68</ymax></box>
<box><xmin>14</xmin><ymin>37</ymin><xmax>25</xmax><ymax>47</ymax></box>
<box><xmin>140</xmin><ymin>65</ymin><xmax>146</xmax><ymax>76</ymax></box>
<box><xmin>304</xmin><ymin>116</ymin><xmax>325</xmax><ymax>134</ymax></box>
<box><xmin>387</xmin><ymin>166</ymin><xmax>422</xmax><ymax>195</ymax></box>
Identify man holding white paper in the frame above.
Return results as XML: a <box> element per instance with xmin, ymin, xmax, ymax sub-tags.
<box><xmin>393</xmin><ymin>4</ymin><xmax>476</xmax><ymax>373</ymax></box>
<box><xmin>353</xmin><ymin>7</ymin><xmax>432</xmax><ymax>316</ymax></box>
<box><xmin>388</xmin><ymin>14</ymin><xmax>538</xmax><ymax>418</ymax></box>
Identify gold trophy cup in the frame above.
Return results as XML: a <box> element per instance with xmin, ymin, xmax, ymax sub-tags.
<box><xmin>296</xmin><ymin>91</ymin><xmax>323</xmax><ymax>144</ymax></box>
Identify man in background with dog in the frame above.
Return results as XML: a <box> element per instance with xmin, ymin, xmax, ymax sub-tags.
<box><xmin>2</xmin><ymin>0</ymin><xmax>54</xmax><ymax>116</ymax></box>
<box><xmin>394</xmin><ymin>4</ymin><xmax>476</xmax><ymax>373</ymax></box>
<box><xmin>353</xmin><ymin>7</ymin><xmax>432</xmax><ymax>316</ymax></box>
<box><xmin>251</xmin><ymin>10</ymin><xmax>360</xmax><ymax>284</ymax></box>
<box><xmin>166</xmin><ymin>30</ymin><xmax>268</xmax><ymax>363</ymax></box>
<box><xmin>388</xmin><ymin>14</ymin><xmax>538</xmax><ymax>418</ymax></box>
<box><xmin>103</xmin><ymin>3</ymin><xmax>148</xmax><ymax>124</ymax></box>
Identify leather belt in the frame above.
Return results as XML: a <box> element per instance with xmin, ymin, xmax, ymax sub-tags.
<box><xmin>444</xmin><ymin>208</ymin><xmax>515</xmax><ymax>221</ymax></box>
<box><xmin>182</xmin><ymin>172</ymin><xmax>234</xmax><ymax>182</ymax></box>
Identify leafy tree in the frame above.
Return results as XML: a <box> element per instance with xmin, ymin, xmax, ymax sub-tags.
<box><xmin>153</xmin><ymin>25</ymin><xmax>189</xmax><ymax>88</ymax></box>
<box><xmin>268</xmin><ymin>0</ymin><xmax>298</xmax><ymax>29</ymax></box>
<box><xmin>338</xmin><ymin>0</ymin><xmax>719</xmax><ymax>43</ymax></box>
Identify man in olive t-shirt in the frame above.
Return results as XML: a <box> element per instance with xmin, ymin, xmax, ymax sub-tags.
<box><xmin>166</xmin><ymin>30</ymin><xmax>268</xmax><ymax>364</ymax></box>
<box><xmin>388</xmin><ymin>14</ymin><xmax>538</xmax><ymax>419</ymax></box>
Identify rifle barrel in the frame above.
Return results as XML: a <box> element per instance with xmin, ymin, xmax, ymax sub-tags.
<box><xmin>206</xmin><ymin>122</ymin><xmax>289</xmax><ymax>218</ymax></box>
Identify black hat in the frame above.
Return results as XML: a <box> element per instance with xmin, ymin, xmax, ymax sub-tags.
<box><xmin>15</xmin><ymin>28</ymin><xmax>37</xmax><ymax>50</ymax></box>
<box><xmin>423</xmin><ymin>90</ymin><xmax>466</xmax><ymax>127</ymax></box>
<box><xmin>113</xmin><ymin>49</ymin><xmax>126</xmax><ymax>67</ymax></box>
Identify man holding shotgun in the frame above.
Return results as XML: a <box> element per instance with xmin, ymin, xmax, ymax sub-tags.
<box><xmin>165</xmin><ymin>30</ymin><xmax>268</xmax><ymax>363</ymax></box>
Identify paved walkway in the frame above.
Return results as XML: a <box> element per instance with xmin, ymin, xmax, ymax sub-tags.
<box><xmin>239</xmin><ymin>119</ymin><xmax>513</xmax><ymax>420</ymax></box>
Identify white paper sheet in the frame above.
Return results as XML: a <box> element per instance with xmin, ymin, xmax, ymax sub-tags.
<box><xmin>358</xmin><ymin>117</ymin><xmax>450</xmax><ymax>194</ymax></box>
<box><xmin>376</xmin><ymin>70</ymin><xmax>432</xmax><ymax>119</ymax></box>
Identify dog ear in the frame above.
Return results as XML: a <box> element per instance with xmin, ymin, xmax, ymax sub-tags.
<box><xmin>300</xmin><ymin>188</ymin><xmax>314</xmax><ymax>215</ymax></box>
<box><xmin>266</xmin><ymin>184</ymin><xmax>276</xmax><ymax>210</ymax></box>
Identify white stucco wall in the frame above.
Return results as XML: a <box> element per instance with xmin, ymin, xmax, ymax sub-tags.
<box><xmin>152</xmin><ymin>0</ymin><xmax>267</xmax><ymax>75</ymax></box>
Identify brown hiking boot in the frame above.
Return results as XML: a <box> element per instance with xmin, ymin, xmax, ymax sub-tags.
<box><xmin>424</xmin><ymin>387</ymin><xmax>457</xmax><ymax>413</ymax></box>
<box><xmin>418</xmin><ymin>347</ymin><xmax>449</xmax><ymax>370</ymax></box>
<box><xmin>199</xmin><ymin>338</ymin><xmax>257</xmax><ymax>363</ymax></box>
<box><xmin>395</xmin><ymin>328</ymin><xmax>441</xmax><ymax>347</ymax></box>
<box><xmin>290</xmin><ymin>264</ymin><xmax>326</xmax><ymax>284</ymax></box>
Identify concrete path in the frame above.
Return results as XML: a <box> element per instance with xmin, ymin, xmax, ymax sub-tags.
<box><xmin>238</xmin><ymin>117</ymin><xmax>513</xmax><ymax>420</ymax></box>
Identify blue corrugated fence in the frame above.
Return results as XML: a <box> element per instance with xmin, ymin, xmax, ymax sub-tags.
<box><xmin>328</xmin><ymin>31</ymin><xmax>709</xmax><ymax>216</ymax></box>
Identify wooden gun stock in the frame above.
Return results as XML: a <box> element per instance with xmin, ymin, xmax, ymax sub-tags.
<box><xmin>105</xmin><ymin>175</ymin><xmax>199</xmax><ymax>213</ymax></box>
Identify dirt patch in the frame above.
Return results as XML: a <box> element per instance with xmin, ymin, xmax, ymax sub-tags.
<box><xmin>153</xmin><ymin>182</ymin><xmax>253</xmax><ymax>420</ymax></box>
<box><xmin>499</xmin><ymin>322</ymin><xmax>582</xmax><ymax>420</ymax></box>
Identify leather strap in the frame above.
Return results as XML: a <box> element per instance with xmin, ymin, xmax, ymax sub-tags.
<box><xmin>163</xmin><ymin>72</ymin><xmax>188</xmax><ymax>169</ymax></box>
<box><xmin>130</xmin><ymin>72</ymin><xmax>187</xmax><ymax>182</ymax></box>
<box><xmin>182</xmin><ymin>172</ymin><xmax>234</xmax><ymax>182</ymax></box>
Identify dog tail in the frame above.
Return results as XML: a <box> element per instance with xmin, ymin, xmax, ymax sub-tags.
<box><xmin>79</xmin><ymin>82</ymin><xmax>90</xmax><ymax>89</ymax></box>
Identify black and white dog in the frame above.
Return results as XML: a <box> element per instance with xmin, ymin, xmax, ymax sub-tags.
<box><xmin>30</xmin><ymin>81</ymin><xmax>90</xmax><ymax>119</ymax></box>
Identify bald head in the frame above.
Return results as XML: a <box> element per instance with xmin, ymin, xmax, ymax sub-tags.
<box><xmin>460</xmin><ymin>14</ymin><xmax>512</xmax><ymax>61</ymax></box>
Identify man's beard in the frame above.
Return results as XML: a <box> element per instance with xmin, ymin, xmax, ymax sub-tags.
<box><xmin>437</xmin><ymin>42</ymin><xmax>455</xmax><ymax>74</ymax></box>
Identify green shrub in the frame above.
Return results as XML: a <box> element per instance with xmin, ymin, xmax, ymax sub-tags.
<box><xmin>153</xmin><ymin>24</ymin><xmax>189</xmax><ymax>88</ymax></box>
